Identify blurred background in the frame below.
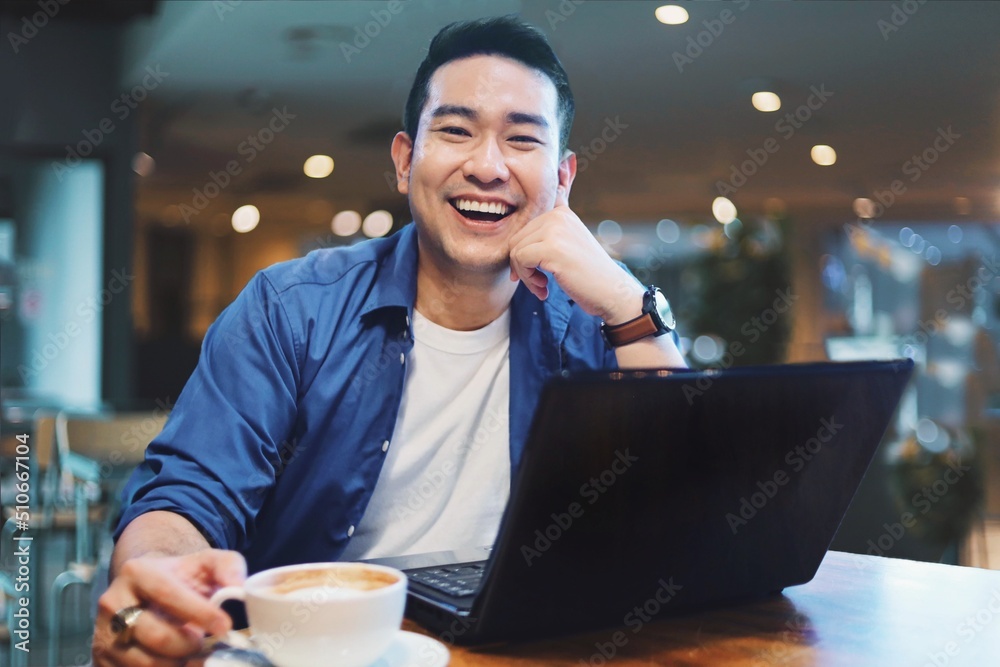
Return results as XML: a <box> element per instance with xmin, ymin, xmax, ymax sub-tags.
<box><xmin>0</xmin><ymin>1</ymin><xmax>999</xmax><ymax>664</ymax></box>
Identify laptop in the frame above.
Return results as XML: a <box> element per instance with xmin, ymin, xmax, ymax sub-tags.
<box><xmin>365</xmin><ymin>359</ymin><xmax>914</xmax><ymax>645</ymax></box>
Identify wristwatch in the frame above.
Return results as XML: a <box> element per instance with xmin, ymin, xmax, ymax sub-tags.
<box><xmin>601</xmin><ymin>286</ymin><xmax>676</xmax><ymax>348</ymax></box>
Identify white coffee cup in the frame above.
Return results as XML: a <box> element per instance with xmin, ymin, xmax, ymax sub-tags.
<box><xmin>210</xmin><ymin>562</ymin><xmax>407</xmax><ymax>667</ymax></box>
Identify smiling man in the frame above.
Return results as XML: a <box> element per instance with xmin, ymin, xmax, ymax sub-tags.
<box><xmin>94</xmin><ymin>16</ymin><xmax>684</xmax><ymax>666</ymax></box>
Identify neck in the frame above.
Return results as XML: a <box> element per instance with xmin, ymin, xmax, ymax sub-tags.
<box><xmin>415</xmin><ymin>247</ymin><xmax>517</xmax><ymax>331</ymax></box>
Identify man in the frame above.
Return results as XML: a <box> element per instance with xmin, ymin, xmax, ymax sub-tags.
<box><xmin>94</xmin><ymin>15</ymin><xmax>685</xmax><ymax>665</ymax></box>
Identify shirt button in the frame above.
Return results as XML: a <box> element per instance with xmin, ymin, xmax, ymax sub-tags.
<box><xmin>347</xmin><ymin>525</ymin><xmax>355</xmax><ymax>537</ymax></box>
<box><xmin>382</xmin><ymin>440</ymin><xmax>389</xmax><ymax>452</ymax></box>
<box><xmin>400</xmin><ymin>353</ymin><xmax>405</xmax><ymax>364</ymax></box>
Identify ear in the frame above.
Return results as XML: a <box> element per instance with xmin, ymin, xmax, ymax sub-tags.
<box><xmin>555</xmin><ymin>151</ymin><xmax>577</xmax><ymax>207</ymax></box>
<box><xmin>390</xmin><ymin>131</ymin><xmax>414</xmax><ymax>195</ymax></box>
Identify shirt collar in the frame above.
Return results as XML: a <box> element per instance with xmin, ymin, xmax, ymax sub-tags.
<box><xmin>359</xmin><ymin>221</ymin><xmax>576</xmax><ymax>338</ymax></box>
<box><xmin>360</xmin><ymin>222</ymin><xmax>419</xmax><ymax>317</ymax></box>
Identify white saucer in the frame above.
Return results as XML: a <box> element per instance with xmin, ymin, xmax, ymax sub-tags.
<box><xmin>371</xmin><ymin>631</ymin><xmax>449</xmax><ymax>667</ymax></box>
<box><xmin>206</xmin><ymin>630</ymin><xmax>449</xmax><ymax>667</ymax></box>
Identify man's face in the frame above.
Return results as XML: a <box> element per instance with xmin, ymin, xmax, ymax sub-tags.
<box><xmin>392</xmin><ymin>54</ymin><xmax>574</xmax><ymax>277</ymax></box>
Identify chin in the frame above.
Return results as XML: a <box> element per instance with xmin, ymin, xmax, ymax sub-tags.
<box><xmin>446</xmin><ymin>247</ymin><xmax>509</xmax><ymax>275</ymax></box>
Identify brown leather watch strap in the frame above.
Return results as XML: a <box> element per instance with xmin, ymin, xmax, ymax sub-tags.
<box><xmin>602</xmin><ymin>313</ymin><xmax>658</xmax><ymax>347</ymax></box>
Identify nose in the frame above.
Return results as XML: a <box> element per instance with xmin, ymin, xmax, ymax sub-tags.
<box><xmin>462</xmin><ymin>136</ymin><xmax>510</xmax><ymax>184</ymax></box>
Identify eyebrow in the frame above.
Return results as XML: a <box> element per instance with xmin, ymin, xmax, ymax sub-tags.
<box><xmin>431</xmin><ymin>105</ymin><xmax>550</xmax><ymax>130</ymax></box>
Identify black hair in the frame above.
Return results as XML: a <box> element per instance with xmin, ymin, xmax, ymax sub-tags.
<box><xmin>403</xmin><ymin>15</ymin><xmax>575</xmax><ymax>154</ymax></box>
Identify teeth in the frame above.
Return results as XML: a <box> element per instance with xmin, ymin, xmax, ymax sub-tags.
<box><xmin>455</xmin><ymin>198</ymin><xmax>509</xmax><ymax>216</ymax></box>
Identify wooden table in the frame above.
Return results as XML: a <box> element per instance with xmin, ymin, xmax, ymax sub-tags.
<box><xmin>404</xmin><ymin>551</ymin><xmax>1000</xmax><ymax>666</ymax></box>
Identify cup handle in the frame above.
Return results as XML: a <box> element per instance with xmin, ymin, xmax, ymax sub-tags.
<box><xmin>204</xmin><ymin>586</ymin><xmax>251</xmax><ymax>651</ymax></box>
<box><xmin>210</xmin><ymin>585</ymin><xmax>247</xmax><ymax>607</ymax></box>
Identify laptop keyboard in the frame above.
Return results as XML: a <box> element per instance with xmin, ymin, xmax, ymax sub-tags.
<box><xmin>407</xmin><ymin>562</ymin><xmax>486</xmax><ymax>598</ymax></box>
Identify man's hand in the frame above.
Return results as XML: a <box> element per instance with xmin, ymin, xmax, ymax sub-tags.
<box><xmin>507</xmin><ymin>189</ymin><xmax>644</xmax><ymax>325</ymax></box>
<box><xmin>92</xmin><ymin>549</ymin><xmax>246</xmax><ymax>666</ymax></box>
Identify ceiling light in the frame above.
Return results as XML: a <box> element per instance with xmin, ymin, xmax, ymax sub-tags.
<box><xmin>712</xmin><ymin>197</ymin><xmax>737</xmax><ymax>224</ymax></box>
<box><xmin>751</xmin><ymin>92</ymin><xmax>781</xmax><ymax>112</ymax></box>
<box><xmin>331</xmin><ymin>210</ymin><xmax>362</xmax><ymax>237</ymax></box>
<box><xmin>853</xmin><ymin>198</ymin><xmax>877</xmax><ymax>219</ymax></box>
<box><xmin>654</xmin><ymin>5</ymin><xmax>688</xmax><ymax>25</ymax></box>
<box><xmin>132</xmin><ymin>152</ymin><xmax>155</xmax><ymax>177</ymax></box>
<box><xmin>362</xmin><ymin>210</ymin><xmax>393</xmax><ymax>238</ymax></box>
<box><xmin>232</xmin><ymin>205</ymin><xmax>260</xmax><ymax>233</ymax></box>
<box><xmin>656</xmin><ymin>219</ymin><xmax>680</xmax><ymax>244</ymax></box>
<box><xmin>810</xmin><ymin>145</ymin><xmax>837</xmax><ymax>166</ymax></box>
<box><xmin>597</xmin><ymin>220</ymin><xmax>622</xmax><ymax>244</ymax></box>
<box><xmin>303</xmin><ymin>155</ymin><xmax>335</xmax><ymax>178</ymax></box>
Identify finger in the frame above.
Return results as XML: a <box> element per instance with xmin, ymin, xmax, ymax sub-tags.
<box><xmin>524</xmin><ymin>270</ymin><xmax>548</xmax><ymax>290</ymax></box>
<box><xmin>118</xmin><ymin>560</ymin><xmax>232</xmax><ymax>636</ymax></box>
<box><xmin>91</xmin><ymin>617</ymin><xmax>189</xmax><ymax>667</ymax></box>
<box><xmin>188</xmin><ymin>550</ymin><xmax>247</xmax><ymax>590</ymax></box>
<box><xmin>507</xmin><ymin>210</ymin><xmax>551</xmax><ymax>250</ymax></box>
<box><xmin>96</xmin><ymin>592</ymin><xmax>203</xmax><ymax>664</ymax></box>
<box><xmin>509</xmin><ymin>259</ymin><xmax>545</xmax><ymax>298</ymax></box>
<box><xmin>508</xmin><ymin>222</ymin><xmax>549</xmax><ymax>253</ymax></box>
<box><xmin>517</xmin><ymin>273</ymin><xmax>547</xmax><ymax>300</ymax></box>
<box><xmin>215</xmin><ymin>550</ymin><xmax>248</xmax><ymax>586</ymax></box>
<box><xmin>132</xmin><ymin>609</ymin><xmax>204</xmax><ymax>659</ymax></box>
<box><xmin>510</xmin><ymin>241</ymin><xmax>549</xmax><ymax>278</ymax></box>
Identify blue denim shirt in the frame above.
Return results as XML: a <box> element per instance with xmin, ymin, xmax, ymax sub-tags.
<box><xmin>116</xmin><ymin>222</ymin><xmax>619</xmax><ymax>574</ymax></box>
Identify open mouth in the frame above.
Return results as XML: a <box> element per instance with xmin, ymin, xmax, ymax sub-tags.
<box><xmin>449</xmin><ymin>197</ymin><xmax>516</xmax><ymax>223</ymax></box>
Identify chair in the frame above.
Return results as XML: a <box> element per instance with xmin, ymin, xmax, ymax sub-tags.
<box><xmin>46</xmin><ymin>410</ymin><xmax>168</xmax><ymax>664</ymax></box>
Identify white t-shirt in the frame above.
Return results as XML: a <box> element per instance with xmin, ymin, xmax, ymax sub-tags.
<box><xmin>339</xmin><ymin>308</ymin><xmax>512</xmax><ymax>561</ymax></box>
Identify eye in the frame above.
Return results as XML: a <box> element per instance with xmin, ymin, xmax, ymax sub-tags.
<box><xmin>438</xmin><ymin>126</ymin><xmax>470</xmax><ymax>137</ymax></box>
<box><xmin>511</xmin><ymin>135</ymin><xmax>541</xmax><ymax>144</ymax></box>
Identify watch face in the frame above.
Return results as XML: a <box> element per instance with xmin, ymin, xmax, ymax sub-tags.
<box><xmin>653</xmin><ymin>289</ymin><xmax>676</xmax><ymax>331</ymax></box>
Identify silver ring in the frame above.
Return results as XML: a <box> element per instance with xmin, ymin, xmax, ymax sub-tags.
<box><xmin>110</xmin><ymin>606</ymin><xmax>144</xmax><ymax>646</ymax></box>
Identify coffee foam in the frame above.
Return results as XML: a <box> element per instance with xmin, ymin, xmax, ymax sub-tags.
<box><xmin>265</xmin><ymin>567</ymin><xmax>398</xmax><ymax>597</ymax></box>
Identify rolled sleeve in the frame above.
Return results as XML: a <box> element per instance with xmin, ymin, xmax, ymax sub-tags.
<box><xmin>115</xmin><ymin>273</ymin><xmax>301</xmax><ymax>550</ymax></box>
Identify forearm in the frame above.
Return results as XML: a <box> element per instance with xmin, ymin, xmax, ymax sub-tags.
<box><xmin>613</xmin><ymin>333</ymin><xmax>687</xmax><ymax>369</ymax></box>
<box><xmin>110</xmin><ymin>510</ymin><xmax>212</xmax><ymax>579</ymax></box>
